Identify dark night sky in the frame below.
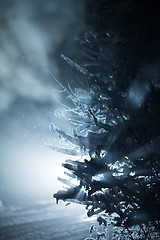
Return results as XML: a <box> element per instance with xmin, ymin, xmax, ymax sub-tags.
<box><xmin>0</xmin><ymin>0</ymin><xmax>87</xmax><ymax>209</ymax></box>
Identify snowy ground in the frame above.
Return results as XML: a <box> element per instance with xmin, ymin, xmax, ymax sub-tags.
<box><xmin>0</xmin><ymin>201</ymin><xmax>97</xmax><ymax>240</ymax></box>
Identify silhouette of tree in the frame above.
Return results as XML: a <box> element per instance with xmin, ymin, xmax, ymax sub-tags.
<box><xmin>52</xmin><ymin>1</ymin><xmax>160</xmax><ymax>239</ymax></box>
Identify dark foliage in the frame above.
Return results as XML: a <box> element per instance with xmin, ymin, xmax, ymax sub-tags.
<box><xmin>52</xmin><ymin>0</ymin><xmax>160</xmax><ymax>239</ymax></box>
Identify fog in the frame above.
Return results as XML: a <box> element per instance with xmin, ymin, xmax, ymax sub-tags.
<box><xmin>0</xmin><ymin>0</ymin><xmax>86</xmax><ymax>209</ymax></box>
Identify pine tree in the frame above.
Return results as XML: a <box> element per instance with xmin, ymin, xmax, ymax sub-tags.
<box><xmin>51</xmin><ymin>1</ymin><xmax>160</xmax><ymax>239</ymax></box>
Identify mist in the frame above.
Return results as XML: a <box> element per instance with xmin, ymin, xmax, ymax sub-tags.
<box><xmin>0</xmin><ymin>0</ymin><xmax>86</xmax><ymax>209</ymax></box>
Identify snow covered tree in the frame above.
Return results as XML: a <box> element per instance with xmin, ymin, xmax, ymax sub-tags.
<box><xmin>51</xmin><ymin>1</ymin><xmax>160</xmax><ymax>239</ymax></box>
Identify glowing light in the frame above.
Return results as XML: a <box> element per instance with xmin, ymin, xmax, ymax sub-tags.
<box><xmin>76</xmin><ymin>189</ymin><xmax>87</xmax><ymax>201</ymax></box>
<box><xmin>92</xmin><ymin>174</ymin><xmax>105</xmax><ymax>181</ymax></box>
<box><xmin>127</xmin><ymin>81</ymin><xmax>149</xmax><ymax>108</ymax></box>
<box><xmin>69</xmin><ymin>177</ymin><xmax>80</xmax><ymax>186</ymax></box>
<box><xmin>130</xmin><ymin>172</ymin><xmax>135</xmax><ymax>176</ymax></box>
